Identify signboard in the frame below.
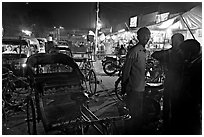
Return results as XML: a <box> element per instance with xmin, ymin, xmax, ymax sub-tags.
<box><xmin>156</xmin><ymin>12</ymin><xmax>170</xmax><ymax>23</ymax></box>
<box><xmin>129</xmin><ymin>16</ymin><xmax>138</xmax><ymax>28</ymax></box>
<box><xmin>138</xmin><ymin>12</ymin><xmax>158</xmax><ymax>27</ymax></box>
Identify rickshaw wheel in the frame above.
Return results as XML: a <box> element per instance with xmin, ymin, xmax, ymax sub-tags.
<box><xmin>88</xmin><ymin>70</ymin><xmax>97</xmax><ymax>95</ymax></box>
<box><xmin>26</xmin><ymin>97</ymin><xmax>37</xmax><ymax>135</ymax></box>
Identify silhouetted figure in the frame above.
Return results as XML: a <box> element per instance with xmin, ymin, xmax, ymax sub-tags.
<box><xmin>171</xmin><ymin>39</ymin><xmax>202</xmax><ymax>134</ymax></box>
<box><xmin>122</xmin><ymin>27</ymin><xmax>151</xmax><ymax>134</ymax></box>
<box><xmin>151</xmin><ymin>33</ymin><xmax>184</xmax><ymax>134</ymax></box>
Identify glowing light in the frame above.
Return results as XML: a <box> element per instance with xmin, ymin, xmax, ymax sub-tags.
<box><xmin>157</xmin><ymin>17</ymin><xmax>175</xmax><ymax>29</ymax></box>
<box><xmin>59</xmin><ymin>26</ymin><xmax>64</xmax><ymax>29</ymax></box>
<box><xmin>118</xmin><ymin>29</ymin><xmax>125</xmax><ymax>33</ymax></box>
<box><xmin>22</xmin><ymin>64</ymin><xmax>27</xmax><ymax>68</ymax></box>
<box><xmin>22</xmin><ymin>30</ymin><xmax>32</xmax><ymax>36</ymax></box>
<box><xmin>98</xmin><ymin>23</ymin><xmax>102</xmax><ymax>28</ymax></box>
<box><xmin>97</xmin><ymin>22</ymin><xmax>102</xmax><ymax>30</ymax></box>
<box><xmin>166</xmin><ymin>28</ymin><xmax>172</xmax><ymax>36</ymax></box>
<box><xmin>88</xmin><ymin>30</ymin><xmax>95</xmax><ymax>36</ymax></box>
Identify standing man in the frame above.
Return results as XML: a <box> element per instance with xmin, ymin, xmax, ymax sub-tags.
<box><xmin>122</xmin><ymin>27</ymin><xmax>151</xmax><ymax>134</ymax></box>
<box><xmin>45</xmin><ymin>35</ymin><xmax>55</xmax><ymax>53</ymax></box>
<box><xmin>174</xmin><ymin>39</ymin><xmax>202</xmax><ymax>134</ymax></box>
<box><xmin>151</xmin><ymin>33</ymin><xmax>184</xmax><ymax>134</ymax></box>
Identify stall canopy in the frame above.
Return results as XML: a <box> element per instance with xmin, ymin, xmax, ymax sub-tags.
<box><xmin>181</xmin><ymin>4</ymin><xmax>202</xmax><ymax>29</ymax></box>
<box><xmin>148</xmin><ymin>5</ymin><xmax>202</xmax><ymax>31</ymax></box>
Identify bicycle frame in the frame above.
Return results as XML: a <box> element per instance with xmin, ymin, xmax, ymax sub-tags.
<box><xmin>50</xmin><ymin>103</ymin><xmax>130</xmax><ymax>135</ymax></box>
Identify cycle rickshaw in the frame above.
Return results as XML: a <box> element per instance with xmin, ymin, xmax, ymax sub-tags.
<box><xmin>25</xmin><ymin>53</ymin><xmax>128</xmax><ymax>135</ymax></box>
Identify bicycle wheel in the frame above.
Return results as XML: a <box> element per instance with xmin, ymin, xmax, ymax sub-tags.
<box><xmin>88</xmin><ymin>70</ymin><xmax>97</xmax><ymax>95</ymax></box>
<box><xmin>114</xmin><ymin>77</ymin><xmax>125</xmax><ymax>101</ymax></box>
<box><xmin>26</xmin><ymin>97</ymin><xmax>37</xmax><ymax>135</ymax></box>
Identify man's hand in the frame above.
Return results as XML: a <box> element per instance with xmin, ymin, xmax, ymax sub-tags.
<box><xmin>121</xmin><ymin>78</ymin><xmax>129</xmax><ymax>95</ymax></box>
<box><xmin>115</xmin><ymin>77</ymin><xmax>126</xmax><ymax>95</ymax></box>
<box><xmin>121</xmin><ymin>82</ymin><xmax>126</xmax><ymax>95</ymax></box>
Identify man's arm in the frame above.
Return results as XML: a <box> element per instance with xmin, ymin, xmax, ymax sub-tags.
<box><xmin>122</xmin><ymin>52</ymin><xmax>135</xmax><ymax>83</ymax></box>
<box><xmin>151</xmin><ymin>50</ymin><xmax>169</xmax><ymax>63</ymax></box>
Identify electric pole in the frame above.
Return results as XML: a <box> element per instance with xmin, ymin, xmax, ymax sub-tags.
<box><xmin>95</xmin><ymin>2</ymin><xmax>99</xmax><ymax>59</ymax></box>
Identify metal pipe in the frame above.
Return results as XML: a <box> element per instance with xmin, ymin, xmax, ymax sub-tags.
<box><xmin>95</xmin><ymin>2</ymin><xmax>99</xmax><ymax>60</ymax></box>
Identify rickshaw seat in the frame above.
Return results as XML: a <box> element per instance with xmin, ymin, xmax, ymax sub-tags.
<box><xmin>25</xmin><ymin>53</ymin><xmax>88</xmax><ymax>129</ymax></box>
<box><xmin>26</xmin><ymin>53</ymin><xmax>80</xmax><ymax>69</ymax></box>
<box><xmin>26</xmin><ymin>53</ymin><xmax>84</xmax><ymax>80</ymax></box>
<box><xmin>26</xmin><ymin>53</ymin><xmax>85</xmax><ymax>92</ymax></box>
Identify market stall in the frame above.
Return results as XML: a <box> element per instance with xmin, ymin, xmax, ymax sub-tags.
<box><xmin>96</xmin><ymin>4</ymin><xmax>202</xmax><ymax>58</ymax></box>
<box><xmin>148</xmin><ymin>4</ymin><xmax>202</xmax><ymax>48</ymax></box>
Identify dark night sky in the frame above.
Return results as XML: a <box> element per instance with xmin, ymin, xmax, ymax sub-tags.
<box><xmin>2</xmin><ymin>2</ymin><xmax>201</xmax><ymax>36</ymax></box>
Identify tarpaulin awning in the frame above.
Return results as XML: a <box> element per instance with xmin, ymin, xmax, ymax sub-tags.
<box><xmin>148</xmin><ymin>5</ymin><xmax>202</xmax><ymax>31</ymax></box>
<box><xmin>148</xmin><ymin>16</ymin><xmax>179</xmax><ymax>30</ymax></box>
<box><xmin>179</xmin><ymin>4</ymin><xmax>202</xmax><ymax>29</ymax></box>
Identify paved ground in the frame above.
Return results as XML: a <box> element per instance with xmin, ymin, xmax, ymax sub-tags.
<box><xmin>3</xmin><ymin>59</ymin><xmax>166</xmax><ymax>135</ymax></box>
<box><xmin>93</xmin><ymin>59</ymin><xmax>118</xmax><ymax>91</ymax></box>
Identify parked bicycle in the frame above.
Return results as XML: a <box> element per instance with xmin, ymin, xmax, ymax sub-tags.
<box><xmin>2</xmin><ymin>67</ymin><xmax>30</xmax><ymax>126</ymax></box>
<box><xmin>74</xmin><ymin>51</ymin><xmax>97</xmax><ymax>95</ymax></box>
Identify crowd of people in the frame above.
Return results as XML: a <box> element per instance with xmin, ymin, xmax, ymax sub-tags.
<box><xmin>121</xmin><ymin>27</ymin><xmax>202</xmax><ymax>134</ymax></box>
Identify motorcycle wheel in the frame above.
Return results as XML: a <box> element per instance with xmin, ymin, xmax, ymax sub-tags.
<box><xmin>103</xmin><ymin>61</ymin><xmax>117</xmax><ymax>76</ymax></box>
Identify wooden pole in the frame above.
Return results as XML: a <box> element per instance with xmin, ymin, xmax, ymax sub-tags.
<box><xmin>180</xmin><ymin>14</ymin><xmax>196</xmax><ymax>40</ymax></box>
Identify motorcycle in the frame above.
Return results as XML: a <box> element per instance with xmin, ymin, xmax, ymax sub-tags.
<box><xmin>102</xmin><ymin>55</ymin><xmax>126</xmax><ymax>76</ymax></box>
<box><xmin>145</xmin><ymin>58</ymin><xmax>165</xmax><ymax>83</ymax></box>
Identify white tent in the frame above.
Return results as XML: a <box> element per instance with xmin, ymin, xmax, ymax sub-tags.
<box><xmin>170</xmin><ymin>5</ymin><xmax>201</xmax><ymax>30</ymax></box>
<box><xmin>148</xmin><ymin>5</ymin><xmax>202</xmax><ymax>44</ymax></box>
<box><xmin>148</xmin><ymin>5</ymin><xmax>201</xmax><ymax>30</ymax></box>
